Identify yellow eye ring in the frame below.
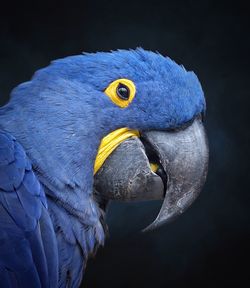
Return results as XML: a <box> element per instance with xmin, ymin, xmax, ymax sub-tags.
<box><xmin>104</xmin><ymin>78</ymin><xmax>136</xmax><ymax>108</ymax></box>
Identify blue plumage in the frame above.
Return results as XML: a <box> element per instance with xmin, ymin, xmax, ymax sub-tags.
<box><xmin>0</xmin><ymin>48</ymin><xmax>205</xmax><ymax>287</ymax></box>
<box><xmin>0</xmin><ymin>132</ymin><xmax>57</xmax><ymax>287</ymax></box>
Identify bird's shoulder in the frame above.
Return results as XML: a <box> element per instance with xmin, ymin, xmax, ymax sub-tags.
<box><xmin>0</xmin><ymin>130</ymin><xmax>47</xmax><ymax>228</ymax></box>
<box><xmin>0</xmin><ymin>130</ymin><xmax>58</xmax><ymax>287</ymax></box>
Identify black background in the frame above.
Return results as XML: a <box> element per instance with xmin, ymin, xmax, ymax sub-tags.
<box><xmin>0</xmin><ymin>1</ymin><xmax>249</xmax><ymax>287</ymax></box>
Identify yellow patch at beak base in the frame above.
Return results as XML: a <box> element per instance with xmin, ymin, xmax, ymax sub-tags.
<box><xmin>94</xmin><ymin>128</ymin><xmax>140</xmax><ymax>174</ymax></box>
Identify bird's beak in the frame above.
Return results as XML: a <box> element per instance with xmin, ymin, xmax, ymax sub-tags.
<box><xmin>94</xmin><ymin>117</ymin><xmax>209</xmax><ymax>231</ymax></box>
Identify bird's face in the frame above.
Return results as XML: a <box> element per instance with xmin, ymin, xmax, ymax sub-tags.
<box><xmin>6</xmin><ymin>48</ymin><xmax>208</xmax><ymax>231</ymax></box>
<box><xmin>63</xmin><ymin>48</ymin><xmax>208</xmax><ymax>231</ymax></box>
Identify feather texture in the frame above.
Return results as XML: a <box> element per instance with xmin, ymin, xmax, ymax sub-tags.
<box><xmin>0</xmin><ymin>130</ymin><xmax>105</xmax><ymax>287</ymax></box>
<box><xmin>0</xmin><ymin>131</ymin><xmax>58</xmax><ymax>287</ymax></box>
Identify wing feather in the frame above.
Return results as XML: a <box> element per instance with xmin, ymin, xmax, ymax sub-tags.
<box><xmin>0</xmin><ymin>131</ymin><xmax>58</xmax><ymax>287</ymax></box>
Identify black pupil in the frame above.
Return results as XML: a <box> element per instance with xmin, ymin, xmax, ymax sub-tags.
<box><xmin>117</xmin><ymin>83</ymin><xmax>130</xmax><ymax>100</ymax></box>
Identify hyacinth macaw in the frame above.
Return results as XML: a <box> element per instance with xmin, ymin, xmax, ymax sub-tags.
<box><xmin>0</xmin><ymin>48</ymin><xmax>209</xmax><ymax>287</ymax></box>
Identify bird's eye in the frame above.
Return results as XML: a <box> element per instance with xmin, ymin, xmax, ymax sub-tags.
<box><xmin>116</xmin><ymin>83</ymin><xmax>130</xmax><ymax>100</ymax></box>
<box><xmin>104</xmin><ymin>78</ymin><xmax>136</xmax><ymax>108</ymax></box>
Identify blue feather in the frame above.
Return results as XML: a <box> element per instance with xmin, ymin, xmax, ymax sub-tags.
<box><xmin>0</xmin><ymin>131</ymin><xmax>58</xmax><ymax>287</ymax></box>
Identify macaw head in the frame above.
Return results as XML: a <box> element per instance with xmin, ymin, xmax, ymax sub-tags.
<box><xmin>41</xmin><ymin>48</ymin><xmax>205</xmax><ymax>131</ymax></box>
<box><xmin>0</xmin><ymin>48</ymin><xmax>208</xmax><ymax>231</ymax></box>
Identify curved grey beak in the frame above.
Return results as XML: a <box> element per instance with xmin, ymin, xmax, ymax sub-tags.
<box><xmin>94</xmin><ymin>117</ymin><xmax>209</xmax><ymax>231</ymax></box>
<box><xmin>142</xmin><ymin>118</ymin><xmax>209</xmax><ymax>231</ymax></box>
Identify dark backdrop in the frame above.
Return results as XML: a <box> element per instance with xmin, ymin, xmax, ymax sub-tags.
<box><xmin>0</xmin><ymin>1</ymin><xmax>249</xmax><ymax>287</ymax></box>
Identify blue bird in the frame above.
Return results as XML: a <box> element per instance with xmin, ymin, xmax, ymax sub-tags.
<box><xmin>0</xmin><ymin>48</ymin><xmax>208</xmax><ymax>287</ymax></box>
